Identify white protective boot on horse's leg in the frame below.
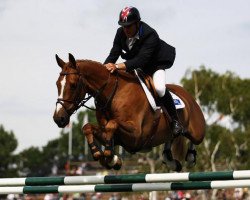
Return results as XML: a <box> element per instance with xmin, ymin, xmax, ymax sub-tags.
<box><xmin>107</xmin><ymin>155</ymin><xmax>123</xmax><ymax>170</ymax></box>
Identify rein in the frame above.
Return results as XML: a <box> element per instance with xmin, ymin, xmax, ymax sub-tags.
<box><xmin>56</xmin><ymin>69</ymin><xmax>119</xmax><ymax>115</ymax></box>
<box><xmin>94</xmin><ymin>71</ymin><xmax>119</xmax><ymax>112</ymax></box>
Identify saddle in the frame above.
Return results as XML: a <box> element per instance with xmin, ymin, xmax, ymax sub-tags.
<box><xmin>134</xmin><ymin>69</ymin><xmax>185</xmax><ymax>111</ymax></box>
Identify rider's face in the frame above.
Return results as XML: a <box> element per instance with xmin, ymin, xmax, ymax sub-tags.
<box><xmin>122</xmin><ymin>23</ymin><xmax>138</xmax><ymax>38</ymax></box>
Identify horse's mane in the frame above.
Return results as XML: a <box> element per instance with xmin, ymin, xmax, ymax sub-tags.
<box><xmin>77</xmin><ymin>59</ymin><xmax>103</xmax><ymax>67</ymax></box>
<box><xmin>76</xmin><ymin>59</ymin><xmax>138</xmax><ymax>82</ymax></box>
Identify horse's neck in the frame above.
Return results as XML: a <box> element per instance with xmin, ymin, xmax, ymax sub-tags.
<box><xmin>77</xmin><ymin>60</ymin><xmax>140</xmax><ymax>101</ymax></box>
<box><xmin>78</xmin><ymin>60</ymin><xmax>110</xmax><ymax>93</ymax></box>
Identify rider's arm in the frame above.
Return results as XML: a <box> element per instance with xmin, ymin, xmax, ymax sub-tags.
<box><xmin>105</xmin><ymin>62</ymin><xmax>126</xmax><ymax>73</ymax></box>
<box><xmin>115</xmin><ymin>63</ymin><xmax>126</xmax><ymax>70</ymax></box>
<box><xmin>104</xmin><ymin>28</ymin><xmax>123</xmax><ymax>64</ymax></box>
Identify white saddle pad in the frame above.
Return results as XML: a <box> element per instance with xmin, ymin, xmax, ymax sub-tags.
<box><xmin>135</xmin><ymin>70</ymin><xmax>185</xmax><ymax>111</ymax></box>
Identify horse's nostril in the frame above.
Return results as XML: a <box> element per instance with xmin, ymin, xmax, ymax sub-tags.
<box><xmin>60</xmin><ymin>117</ymin><xmax>65</xmax><ymax>123</ymax></box>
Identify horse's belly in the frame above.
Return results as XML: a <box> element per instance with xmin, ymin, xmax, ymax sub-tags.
<box><xmin>116</xmin><ymin>117</ymin><xmax>171</xmax><ymax>153</ymax></box>
<box><xmin>115</xmin><ymin>134</ymin><xmax>144</xmax><ymax>153</ymax></box>
<box><xmin>145</xmin><ymin>116</ymin><xmax>172</xmax><ymax>147</ymax></box>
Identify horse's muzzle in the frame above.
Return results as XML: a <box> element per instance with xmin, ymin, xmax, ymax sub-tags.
<box><xmin>53</xmin><ymin>112</ymin><xmax>70</xmax><ymax>128</ymax></box>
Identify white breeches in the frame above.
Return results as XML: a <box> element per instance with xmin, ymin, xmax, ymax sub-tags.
<box><xmin>153</xmin><ymin>69</ymin><xmax>166</xmax><ymax>97</ymax></box>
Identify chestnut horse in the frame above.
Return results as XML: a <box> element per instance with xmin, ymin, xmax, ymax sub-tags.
<box><xmin>53</xmin><ymin>53</ymin><xmax>205</xmax><ymax>172</ymax></box>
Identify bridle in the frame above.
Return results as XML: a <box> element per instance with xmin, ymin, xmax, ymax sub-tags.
<box><xmin>56</xmin><ymin>69</ymin><xmax>118</xmax><ymax>116</ymax></box>
<box><xmin>56</xmin><ymin>71</ymin><xmax>88</xmax><ymax>116</ymax></box>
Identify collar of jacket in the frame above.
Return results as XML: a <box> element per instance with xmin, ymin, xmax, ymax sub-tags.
<box><xmin>139</xmin><ymin>22</ymin><xmax>143</xmax><ymax>37</ymax></box>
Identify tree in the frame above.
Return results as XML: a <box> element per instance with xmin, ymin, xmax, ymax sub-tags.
<box><xmin>181</xmin><ymin>66</ymin><xmax>250</xmax><ymax>171</ymax></box>
<box><xmin>217</xmin><ymin>73</ymin><xmax>250</xmax><ymax>129</ymax></box>
<box><xmin>181</xmin><ymin>67</ymin><xmax>250</xmax><ymax>129</ymax></box>
<box><xmin>0</xmin><ymin>125</ymin><xmax>18</xmax><ymax>177</ymax></box>
<box><xmin>18</xmin><ymin>147</ymin><xmax>45</xmax><ymax>176</ymax></box>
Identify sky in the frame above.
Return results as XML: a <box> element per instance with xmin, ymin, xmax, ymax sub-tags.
<box><xmin>0</xmin><ymin>0</ymin><xmax>249</xmax><ymax>152</ymax></box>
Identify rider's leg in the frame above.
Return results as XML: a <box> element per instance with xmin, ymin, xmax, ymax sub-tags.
<box><xmin>153</xmin><ymin>69</ymin><xmax>183</xmax><ymax>137</ymax></box>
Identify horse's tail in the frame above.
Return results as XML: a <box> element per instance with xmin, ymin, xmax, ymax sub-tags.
<box><xmin>171</xmin><ymin>136</ymin><xmax>187</xmax><ymax>161</ymax></box>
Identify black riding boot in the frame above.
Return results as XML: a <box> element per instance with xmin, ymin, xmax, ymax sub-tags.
<box><xmin>160</xmin><ymin>89</ymin><xmax>183</xmax><ymax>137</ymax></box>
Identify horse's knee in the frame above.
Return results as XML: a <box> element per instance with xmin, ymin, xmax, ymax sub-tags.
<box><xmin>105</xmin><ymin>120</ymin><xmax>118</xmax><ymax>141</ymax></box>
<box><xmin>82</xmin><ymin>123</ymin><xmax>96</xmax><ymax>145</ymax></box>
<box><xmin>82</xmin><ymin>123</ymin><xmax>93</xmax><ymax>135</ymax></box>
<box><xmin>105</xmin><ymin>120</ymin><xmax>118</xmax><ymax>131</ymax></box>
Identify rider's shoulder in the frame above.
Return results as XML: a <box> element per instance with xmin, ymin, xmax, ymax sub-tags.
<box><xmin>116</xmin><ymin>26</ymin><xmax>125</xmax><ymax>35</ymax></box>
<box><xmin>140</xmin><ymin>21</ymin><xmax>159</xmax><ymax>39</ymax></box>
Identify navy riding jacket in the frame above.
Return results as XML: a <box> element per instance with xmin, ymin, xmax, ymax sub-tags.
<box><xmin>104</xmin><ymin>21</ymin><xmax>176</xmax><ymax>76</ymax></box>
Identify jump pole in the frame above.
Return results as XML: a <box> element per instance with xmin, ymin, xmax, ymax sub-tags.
<box><xmin>1</xmin><ymin>179</ymin><xmax>250</xmax><ymax>194</ymax></box>
<box><xmin>1</xmin><ymin>170</ymin><xmax>250</xmax><ymax>186</ymax></box>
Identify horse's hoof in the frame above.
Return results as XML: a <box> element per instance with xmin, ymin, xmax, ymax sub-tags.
<box><xmin>99</xmin><ymin>157</ymin><xmax>112</xmax><ymax>170</ymax></box>
<box><xmin>93</xmin><ymin>151</ymin><xmax>103</xmax><ymax>161</ymax></box>
<box><xmin>106</xmin><ymin>155</ymin><xmax>122</xmax><ymax>170</ymax></box>
<box><xmin>162</xmin><ymin>159</ymin><xmax>182</xmax><ymax>172</ymax></box>
<box><xmin>104</xmin><ymin>149</ymin><xmax>113</xmax><ymax>157</ymax></box>
<box><xmin>162</xmin><ymin>149</ymin><xmax>181</xmax><ymax>171</ymax></box>
<box><xmin>185</xmin><ymin>149</ymin><xmax>196</xmax><ymax>168</ymax></box>
<box><xmin>112</xmin><ymin>157</ymin><xmax>122</xmax><ymax>170</ymax></box>
<box><xmin>186</xmin><ymin>161</ymin><xmax>196</xmax><ymax>169</ymax></box>
<box><xmin>174</xmin><ymin>159</ymin><xmax>182</xmax><ymax>172</ymax></box>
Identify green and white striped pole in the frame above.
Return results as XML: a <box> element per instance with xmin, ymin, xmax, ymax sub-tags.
<box><xmin>1</xmin><ymin>179</ymin><xmax>250</xmax><ymax>194</ymax></box>
<box><xmin>1</xmin><ymin>170</ymin><xmax>250</xmax><ymax>186</ymax></box>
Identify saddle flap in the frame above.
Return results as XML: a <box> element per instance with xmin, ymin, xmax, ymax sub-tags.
<box><xmin>135</xmin><ymin>69</ymin><xmax>185</xmax><ymax>111</ymax></box>
<box><xmin>136</xmin><ymin>69</ymin><xmax>160</xmax><ymax>103</ymax></box>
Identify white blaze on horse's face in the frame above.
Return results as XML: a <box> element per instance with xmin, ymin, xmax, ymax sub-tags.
<box><xmin>56</xmin><ymin>75</ymin><xmax>66</xmax><ymax>113</ymax></box>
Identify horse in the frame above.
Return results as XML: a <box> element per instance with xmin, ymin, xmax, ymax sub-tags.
<box><xmin>53</xmin><ymin>53</ymin><xmax>206</xmax><ymax>172</ymax></box>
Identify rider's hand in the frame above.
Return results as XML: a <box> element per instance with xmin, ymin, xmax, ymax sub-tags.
<box><xmin>105</xmin><ymin>63</ymin><xmax>117</xmax><ymax>73</ymax></box>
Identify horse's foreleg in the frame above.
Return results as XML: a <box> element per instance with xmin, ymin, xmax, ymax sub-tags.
<box><xmin>100</xmin><ymin>120</ymin><xmax>122</xmax><ymax>170</ymax></box>
<box><xmin>83</xmin><ymin>121</ymin><xmax>122</xmax><ymax>170</ymax></box>
<box><xmin>82</xmin><ymin>123</ymin><xmax>103</xmax><ymax>161</ymax></box>
<box><xmin>103</xmin><ymin>119</ymin><xmax>118</xmax><ymax>157</ymax></box>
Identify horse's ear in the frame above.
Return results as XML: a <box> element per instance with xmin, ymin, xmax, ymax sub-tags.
<box><xmin>55</xmin><ymin>54</ymin><xmax>65</xmax><ymax>68</ymax></box>
<box><xmin>68</xmin><ymin>53</ymin><xmax>76</xmax><ymax>69</ymax></box>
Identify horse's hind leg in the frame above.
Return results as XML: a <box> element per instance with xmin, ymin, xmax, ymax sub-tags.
<box><xmin>162</xmin><ymin>139</ymin><xmax>182</xmax><ymax>172</ymax></box>
<box><xmin>183</xmin><ymin>104</ymin><xmax>205</xmax><ymax>168</ymax></box>
<box><xmin>185</xmin><ymin>140</ymin><xmax>197</xmax><ymax>168</ymax></box>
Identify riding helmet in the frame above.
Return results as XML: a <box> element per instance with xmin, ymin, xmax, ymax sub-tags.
<box><xmin>118</xmin><ymin>6</ymin><xmax>141</xmax><ymax>26</ymax></box>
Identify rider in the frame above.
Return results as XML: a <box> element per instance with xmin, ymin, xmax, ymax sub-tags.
<box><xmin>104</xmin><ymin>6</ymin><xmax>183</xmax><ymax>136</ymax></box>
